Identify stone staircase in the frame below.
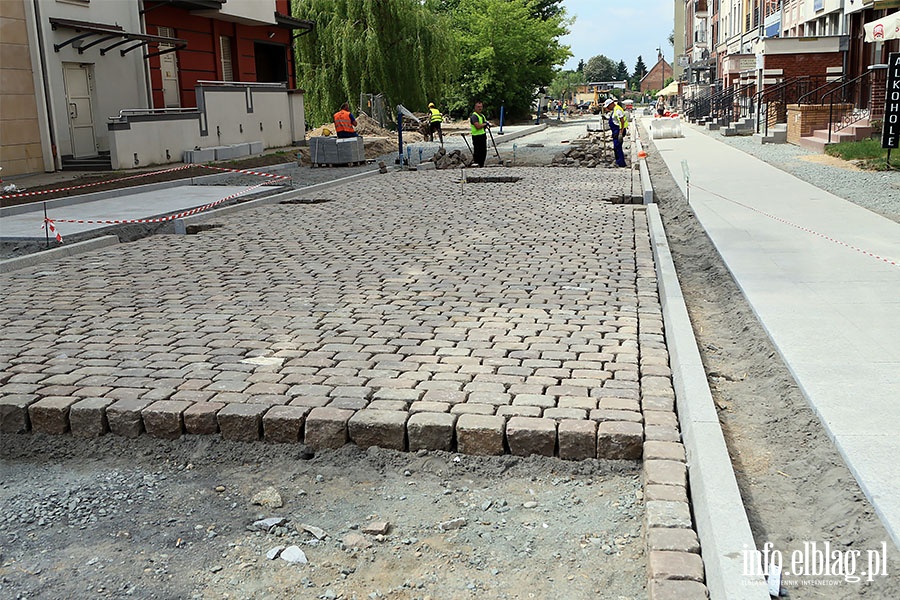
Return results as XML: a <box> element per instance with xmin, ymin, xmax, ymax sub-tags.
<box><xmin>752</xmin><ymin>124</ymin><xmax>788</xmax><ymax>145</ymax></box>
<box><xmin>61</xmin><ymin>151</ymin><xmax>113</xmax><ymax>171</ymax></box>
<box><xmin>798</xmin><ymin>118</ymin><xmax>874</xmax><ymax>152</ymax></box>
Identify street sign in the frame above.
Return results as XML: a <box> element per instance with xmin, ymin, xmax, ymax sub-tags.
<box><xmin>883</xmin><ymin>52</ymin><xmax>900</xmax><ymax>149</ymax></box>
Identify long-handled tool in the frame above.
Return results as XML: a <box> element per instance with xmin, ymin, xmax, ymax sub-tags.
<box><xmin>486</xmin><ymin>125</ymin><xmax>502</xmax><ymax>163</ymax></box>
<box><xmin>461</xmin><ymin>132</ymin><xmax>473</xmax><ymax>155</ymax></box>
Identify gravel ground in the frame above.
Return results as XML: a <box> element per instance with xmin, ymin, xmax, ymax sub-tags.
<box><xmin>689</xmin><ymin>125</ymin><xmax>900</xmax><ymax>224</ymax></box>
<box><xmin>0</xmin><ymin>436</ymin><xmax>645</xmax><ymax>600</ymax></box>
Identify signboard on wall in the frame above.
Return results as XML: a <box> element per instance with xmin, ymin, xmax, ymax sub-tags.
<box><xmin>883</xmin><ymin>52</ymin><xmax>900</xmax><ymax>149</ymax></box>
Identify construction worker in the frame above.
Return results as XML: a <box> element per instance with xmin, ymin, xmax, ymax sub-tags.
<box><xmin>428</xmin><ymin>102</ymin><xmax>444</xmax><ymax>146</ymax></box>
<box><xmin>333</xmin><ymin>102</ymin><xmax>357</xmax><ymax>138</ymax></box>
<box><xmin>469</xmin><ymin>100</ymin><xmax>489</xmax><ymax>167</ymax></box>
<box><xmin>603</xmin><ymin>98</ymin><xmax>627</xmax><ymax>167</ymax></box>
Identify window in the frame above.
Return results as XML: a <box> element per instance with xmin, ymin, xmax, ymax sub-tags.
<box><xmin>220</xmin><ymin>35</ymin><xmax>234</xmax><ymax>81</ymax></box>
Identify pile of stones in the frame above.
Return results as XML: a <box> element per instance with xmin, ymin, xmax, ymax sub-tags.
<box><xmin>428</xmin><ymin>147</ymin><xmax>472</xmax><ymax>169</ymax></box>
<box><xmin>551</xmin><ymin>131</ymin><xmax>628</xmax><ymax>168</ymax></box>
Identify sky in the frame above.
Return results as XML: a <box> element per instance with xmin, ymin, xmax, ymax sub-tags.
<box><xmin>559</xmin><ymin>0</ymin><xmax>674</xmax><ymax>75</ymax></box>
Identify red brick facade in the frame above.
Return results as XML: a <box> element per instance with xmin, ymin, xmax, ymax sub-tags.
<box><xmin>641</xmin><ymin>58</ymin><xmax>674</xmax><ymax>92</ymax></box>
<box><xmin>762</xmin><ymin>52</ymin><xmax>843</xmax><ymax>80</ymax></box>
<box><xmin>144</xmin><ymin>0</ymin><xmax>296</xmax><ymax>109</ymax></box>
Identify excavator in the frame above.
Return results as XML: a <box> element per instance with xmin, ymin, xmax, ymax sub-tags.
<box><xmin>589</xmin><ymin>87</ymin><xmax>610</xmax><ymax>114</ymax></box>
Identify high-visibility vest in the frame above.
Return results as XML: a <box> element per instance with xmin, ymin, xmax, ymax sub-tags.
<box><xmin>609</xmin><ymin>105</ymin><xmax>628</xmax><ymax>131</ymax></box>
<box><xmin>333</xmin><ymin>110</ymin><xmax>355</xmax><ymax>134</ymax></box>
<box><xmin>430</xmin><ymin>108</ymin><xmax>443</xmax><ymax>123</ymax></box>
<box><xmin>470</xmin><ymin>112</ymin><xmax>486</xmax><ymax>136</ymax></box>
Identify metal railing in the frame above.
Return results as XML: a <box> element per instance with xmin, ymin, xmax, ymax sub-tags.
<box><xmin>821</xmin><ymin>66</ymin><xmax>884</xmax><ymax>143</ymax></box>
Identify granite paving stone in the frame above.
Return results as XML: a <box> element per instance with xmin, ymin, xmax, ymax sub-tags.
<box><xmin>263</xmin><ymin>405</ymin><xmax>310</xmax><ymax>443</ymax></box>
<box><xmin>217</xmin><ymin>403</ymin><xmax>267</xmax><ymax>442</ymax></box>
<box><xmin>28</xmin><ymin>396</ymin><xmax>77</xmax><ymax>435</ymax></box>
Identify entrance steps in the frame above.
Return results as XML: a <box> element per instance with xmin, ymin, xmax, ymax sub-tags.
<box><xmin>798</xmin><ymin>118</ymin><xmax>874</xmax><ymax>152</ymax></box>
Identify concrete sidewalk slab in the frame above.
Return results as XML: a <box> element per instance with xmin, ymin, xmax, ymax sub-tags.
<box><xmin>0</xmin><ymin>185</ymin><xmax>267</xmax><ymax>239</ymax></box>
<box><xmin>651</xmin><ymin>123</ymin><xmax>900</xmax><ymax>549</ymax></box>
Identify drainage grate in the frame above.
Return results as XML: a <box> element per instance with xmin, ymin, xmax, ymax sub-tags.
<box><xmin>464</xmin><ymin>176</ymin><xmax>521</xmax><ymax>184</ymax></box>
<box><xmin>279</xmin><ymin>198</ymin><xmax>335</xmax><ymax>205</ymax></box>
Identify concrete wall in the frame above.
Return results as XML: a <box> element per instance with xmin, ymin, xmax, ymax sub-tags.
<box><xmin>0</xmin><ymin>0</ymin><xmax>49</xmax><ymax>176</ymax></box>
<box><xmin>37</xmin><ymin>0</ymin><xmax>149</xmax><ymax>159</ymax></box>
<box><xmin>194</xmin><ymin>0</ymin><xmax>277</xmax><ymax>26</ymax></box>
<box><xmin>107</xmin><ymin>83</ymin><xmax>304</xmax><ymax>169</ymax></box>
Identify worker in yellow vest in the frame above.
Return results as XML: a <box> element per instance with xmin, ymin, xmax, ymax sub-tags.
<box><xmin>603</xmin><ymin>98</ymin><xmax>627</xmax><ymax>167</ymax></box>
<box><xmin>469</xmin><ymin>100</ymin><xmax>489</xmax><ymax>167</ymax></box>
<box><xmin>428</xmin><ymin>102</ymin><xmax>444</xmax><ymax>146</ymax></box>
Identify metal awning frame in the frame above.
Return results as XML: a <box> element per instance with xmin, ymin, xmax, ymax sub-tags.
<box><xmin>49</xmin><ymin>17</ymin><xmax>187</xmax><ymax>60</ymax></box>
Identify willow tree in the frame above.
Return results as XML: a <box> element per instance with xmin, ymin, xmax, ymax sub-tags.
<box><xmin>292</xmin><ymin>0</ymin><xmax>457</xmax><ymax>126</ymax></box>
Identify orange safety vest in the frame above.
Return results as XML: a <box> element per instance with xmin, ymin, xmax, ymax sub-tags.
<box><xmin>333</xmin><ymin>110</ymin><xmax>355</xmax><ymax>134</ymax></box>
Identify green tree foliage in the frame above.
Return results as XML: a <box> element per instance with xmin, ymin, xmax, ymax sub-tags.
<box><xmin>292</xmin><ymin>0</ymin><xmax>457</xmax><ymax>126</ymax></box>
<box><xmin>576</xmin><ymin>58</ymin><xmax>585</xmax><ymax>73</ymax></box>
<box><xmin>615</xmin><ymin>60</ymin><xmax>629</xmax><ymax>81</ymax></box>
<box><xmin>548</xmin><ymin>69</ymin><xmax>584</xmax><ymax>100</ymax></box>
<box><xmin>584</xmin><ymin>54</ymin><xmax>617</xmax><ymax>82</ymax></box>
<box><xmin>443</xmin><ymin>0</ymin><xmax>571</xmax><ymax>119</ymax></box>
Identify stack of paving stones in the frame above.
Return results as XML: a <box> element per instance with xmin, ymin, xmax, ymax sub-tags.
<box><xmin>634</xmin><ymin>211</ymin><xmax>709</xmax><ymax>599</ymax></box>
<box><xmin>0</xmin><ymin>166</ymin><xmax>705</xmax><ymax>594</ymax></box>
<box><xmin>550</xmin><ymin>131</ymin><xmax>628</xmax><ymax>169</ymax></box>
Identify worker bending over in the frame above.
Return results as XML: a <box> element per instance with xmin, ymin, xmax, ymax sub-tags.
<box><xmin>334</xmin><ymin>102</ymin><xmax>358</xmax><ymax>138</ymax></box>
<box><xmin>428</xmin><ymin>102</ymin><xmax>444</xmax><ymax>146</ymax></box>
<box><xmin>603</xmin><ymin>98</ymin><xmax>628</xmax><ymax>168</ymax></box>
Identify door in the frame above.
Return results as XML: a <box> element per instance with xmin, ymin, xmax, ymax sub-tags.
<box><xmin>62</xmin><ymin>63</ymin><xmax>97</xmax><ymax>158</ymax></box>
<box><xmin>158</xmin><ymin>27</ymin><xmax>180</xmax><ymax>107</ymax></box>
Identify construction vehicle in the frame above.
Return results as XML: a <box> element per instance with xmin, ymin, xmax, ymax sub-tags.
<box><xmin>589</xmin><ymin>88</ymin><xmax>610</xmax><ymax>114</ymax></box>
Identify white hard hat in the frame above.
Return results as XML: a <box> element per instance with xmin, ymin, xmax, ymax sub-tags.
<box><xmin>603</xmin><ymin>98</ymin><xmax>615</xmax><ymax>108</ymax></box>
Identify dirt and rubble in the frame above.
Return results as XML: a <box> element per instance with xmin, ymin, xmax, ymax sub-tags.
<box><xmin>550</xmin><ymin>130</ymin><xmax>624</xmax><ymax>169</ymax></box>
<box><xmin>643</xmin><ymin>132</ymin><xmax>900</xmax><ymax>599</ymax></box>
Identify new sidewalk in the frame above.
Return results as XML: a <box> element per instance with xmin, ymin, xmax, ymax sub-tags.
<box><xmin>651</xmin><ymin>123</ymin><xmax>900</xmax><ymax>549</ymax></box>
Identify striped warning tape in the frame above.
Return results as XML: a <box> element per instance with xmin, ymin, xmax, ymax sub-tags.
<box><xmin>692</xmin><ymin>183</ymin><xmax>899</xmax><ymax>268</ymax></box>
<box><xmin>45</xmin><ymin>181</ymin><xmax>270</xmax><ymax>226</ymax></box>
<box><xmin>1</xmin><ymin>163</ymin><xmax>289</xmax><ymax>200</ymax></box>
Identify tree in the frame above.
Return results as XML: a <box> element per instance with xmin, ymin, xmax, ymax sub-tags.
<box><xmin>584</xmin><ymin>54</ymin><xmax>617</xmax><ymax>82</ymax></box>
<box><xmin>293</xmin><ymin>0</ymin><xmax>457</xmax><ymax>126</ymax></box>
<box><xmin>615</xmin><ymin>60</ymin><xmax>629</xmax><ymax>81</ymax></box>
<box><xmin>631</xmin><ymin>55</ymin><xmax>648</xmax><ymax>89</ymax></box>
<box><xmin>576</xmin><ymin>59</ymin><xmax>584</xmax><ymax>73</ymax></box>
<box><xmin>444</xmin><ymin>0</ymin><xmax>571</xmax><ymax>119</ymax></box>
<box><xmin>548</xmin><ymin>69</ymin><xmax>584</xmax><ymax>100</ymax></box>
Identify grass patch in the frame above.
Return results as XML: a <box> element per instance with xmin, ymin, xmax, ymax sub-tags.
<box><xmin>825</xmin><ymin>138</ymin><xmax>898</xmax><ymax>170</ymax></box>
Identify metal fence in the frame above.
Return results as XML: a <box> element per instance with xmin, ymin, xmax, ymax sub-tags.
<box><xmin>359</xmin><ymin>93</ymin><xmax>388</xmax><ymax>128</ymax></box>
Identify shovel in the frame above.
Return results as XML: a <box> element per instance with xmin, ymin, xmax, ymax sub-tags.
<box><xmin>486</xmin><ymin>125</ymin><xmax>502</xmax><ymax>163</ymax></box>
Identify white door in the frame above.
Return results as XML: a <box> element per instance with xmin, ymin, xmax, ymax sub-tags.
<box><xmin>62</xmin><ymin>63</ymin><xmax>97</xmax><ymax>158</ymax></box>
<box><xmin>158</xmin><ymin>27</ymin><xmax>180</xmax><ymax>107</ymax></box>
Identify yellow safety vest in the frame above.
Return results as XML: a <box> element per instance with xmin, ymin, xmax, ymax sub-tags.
<box><xmin>470</xmin><ymin>112</ymin><xmax>486</xmax><ymax>136</ymax></box>
<box><xmin>430</xmin><ymin>108</ymin><xmax>443</xmax><ymax>123</ymax></box>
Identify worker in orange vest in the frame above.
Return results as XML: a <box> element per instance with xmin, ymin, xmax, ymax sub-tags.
<box><xmin>333</xmin><ymin>102</ymin><xmax>358</xmax><ymax>138</ymax></box>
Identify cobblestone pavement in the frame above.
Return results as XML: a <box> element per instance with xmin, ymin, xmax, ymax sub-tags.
<box><xmin>0</xmin><ymin>166</ymin><xmax>671</xmax><ymax>460</ymax></box>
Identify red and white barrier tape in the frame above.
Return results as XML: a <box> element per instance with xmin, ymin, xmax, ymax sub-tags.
<box><xmin>44</xmin><ymin>181</ymin><xmax>270</xmax><ymax>226</ymax></box>
<box><xmin>41</xmin><ymin>218</ymin><xmax>63</xmax><ymax>243</ymax></box>
<box><xmin>693</xmin><ymin>183</ymin><xmax>899</xmax><ymax>268</ymax></box>
<box><xmin>1</xmin><ymin>163</ymin><xmax>289</xmax><ymax>200</ymax></box>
